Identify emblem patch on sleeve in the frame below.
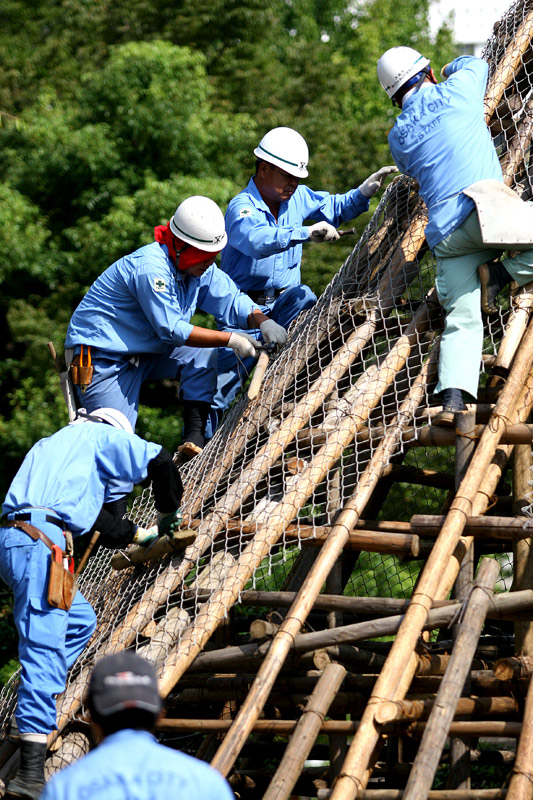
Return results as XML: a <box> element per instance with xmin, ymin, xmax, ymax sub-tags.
<box><xmin>154</xmin><ymin>278</ymin><xmax>167</xmax><ymax>292</ymax></box>
<box><xmin>239</xmin><ymin>208</ymin><xmax>252</xmax><ymax>218</ymax></box>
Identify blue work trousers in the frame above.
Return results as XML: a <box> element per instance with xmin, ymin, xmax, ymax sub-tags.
<box><xmin>434</xmin><ymin>210</ymin><xmax>533</xmax><ymax>398</ymax></box>
<box><xmin>74</xmin><ymin>345</ymin><xmax>218</xmax><ymax>432</ymax></box>
<box><xmin>207</xmin><ymin>284</ymin><xmax>316</xmax><ymax>438</ymax></box>
<box><xmin>0</xmin><ymin>509</ymin><xmax>96</xmax><ymax>735</ymax></box>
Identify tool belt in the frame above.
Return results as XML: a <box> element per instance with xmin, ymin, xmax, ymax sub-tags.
<box><xmin>2</xmin><ymin>519</ymin><xmax>76</xmax><ymax>611</ymax></box>
<box><xmin>247</xmin><ymin>288</ymin><xmax>286</xmax><ymax>305</ymax></box>
<box><xmin>70</xmin><ymin>345</ymin><xmax>93</xmax><ymax>392</ymax></box>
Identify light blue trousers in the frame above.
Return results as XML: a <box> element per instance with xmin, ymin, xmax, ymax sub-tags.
<box><xmin>206</xmin><ymin>284</ymin><xmax>317</xmax><ymax>438</ymax></box>
<box><xmin>0</xmin><ymin>509</ymin><xmax>96</xmax><ymax>734</ymax></box>
<box><xmin>434</xmin><ymin>211</ymin><xmax>533</xmax><ymax>398</ymax></box>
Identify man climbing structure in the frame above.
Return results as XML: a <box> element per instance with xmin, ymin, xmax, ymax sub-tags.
<box><xmin>377</xmin><ymin>47</ymin><xmax>533</xmax><ymax>424</ymax></box>
<box><xmin>65</xmin><ymin>195</ymin><xmax>286</xmax><ymax>462</ymax></box>
<box><xmin>209</xmin><ymin>126</ymin><xmax>397</xmax><ymax>433</ymax></box>
<box><xmin>1</xmin><ymin>408</ymin><xmax>182</xmax><ymax>799</ymax></box>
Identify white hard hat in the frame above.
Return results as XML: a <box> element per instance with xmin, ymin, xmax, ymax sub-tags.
<box><xmin>377</xmin><ymin>46</ymin><xmax>430</xmax><ymax>99</ymax></box>
<box><xmin>169</xmin><ymin>196</ymin><xmax>227</xmax><ymax>253</ymax></box>
<box><xmin>254</xmin><ymin>127</ymin><xmax>309</xmax><ymax>179</ymax></box>
<box><xmin>71</xmin><ymin>407</ymin><xmax>134</xmax><ymax>434</ymax></box>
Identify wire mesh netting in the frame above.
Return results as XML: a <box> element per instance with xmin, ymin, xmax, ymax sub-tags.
<box><xmin>1</xmin><ymin>0</ymin><xmax>533</xmax><ymax>785</ymax></box>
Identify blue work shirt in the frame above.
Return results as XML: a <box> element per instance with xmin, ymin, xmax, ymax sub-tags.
<box><xmin>40</xmin><ymin>728</ymin><xmax>235</xmax><ymax>800</ymax></box>
<box><xmin>66</xmin><ymin>241</ymin><xmax>256</xmax><ymax>354</ymax></box>
<box><xmin>221</xmin><ymin>177</ymin><xmax>370</xmax><ymax>292</ymax></box>
<box><xmin>2</xmin><ymin>423</ymin><xmax>161</xmax><ymax>536</ymax></box>
<box><xmin>388</xmin><ymin>56</ymin><xmax>503</xmax><ymax>249</ymax></box>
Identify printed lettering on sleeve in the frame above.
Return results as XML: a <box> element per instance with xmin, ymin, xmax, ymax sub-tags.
<box><xmin>239</xmin><ymin>208</ymin><xmax>253</xmax><ymax>218</ymax></box>
<box><xmin>154</xmin><ymin>278</ymin><xmax>167</xmax><ymax>292</ymax></box>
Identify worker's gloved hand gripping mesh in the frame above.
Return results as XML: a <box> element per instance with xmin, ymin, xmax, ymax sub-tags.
<box><xmin>0</xmin><ymin>0</ymin><xmax>532</xmax><ymax>779</ymax></box>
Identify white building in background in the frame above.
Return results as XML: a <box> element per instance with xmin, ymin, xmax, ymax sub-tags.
<box><xmin>429</xmin><ymin>0</ymin><xmax>515</xmax><ymax>55</ymax></box>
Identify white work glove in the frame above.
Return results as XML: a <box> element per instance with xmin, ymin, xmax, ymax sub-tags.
<box><xmin>359</xmin><ymin>165</ymin><xmax>399</xmax><ymax>198</ymax></box>
<box><xmin>440</xmin><ymin>63</ymin><xmax>452</xmax><ymax>79</ymax></box>
<box><xmin>228</xmin><ymin>332</ymin><xmax>261</xmax><ymax>359</ymax></box>
<box><xmin>133</xmin><ymin>525</ymin><xmax>159</xmax><ymax>547</ymax></box>
<box><xmin>307</xmin><ymin>222</ymin><xmax>340</xmax><ymax>242</ymax></box>
<box><xmin>260</xmin><ymin>318</ymin><xmax>288</xmax><ymax>346</ymax></box>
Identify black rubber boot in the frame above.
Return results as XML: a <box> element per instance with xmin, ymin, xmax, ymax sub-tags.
<box><xmin>177</xmin><ymin>401</ymin><xmax>211</xmax><ymax>464</ymax></box>
<box><xmin>6</xmin><ymin>740</ymin><xmax>47</xmax><ymax>799</ymax></box>
<box><xmin>478</xmin><ymin>259</ymin><xmax>512</xmax><ymax>314</ymax></box>
<box><xmin>433</xmin><ymin>388</ymin><xmax>466</xmax><ymax>427</ymax></box>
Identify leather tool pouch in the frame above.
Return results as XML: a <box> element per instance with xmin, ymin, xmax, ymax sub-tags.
<box><xmin>48</xmin><ymin>545</ymin><xmax>75</xmax><ymax>611</ymax></box>
<box><xmin>70</xmin><ymin>347</ymin><xmax>94</xmax><ymax>390</ymax></box>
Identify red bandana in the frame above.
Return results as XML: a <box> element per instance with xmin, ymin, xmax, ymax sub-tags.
<box><xmin>154</xmin><ymin>223</ymin><xmax>220</xmax><ymax>270</ymax></box>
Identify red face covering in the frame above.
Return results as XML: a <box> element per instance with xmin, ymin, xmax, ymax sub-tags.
<box><xmin>154</xmin><ymin>223</ymin><xmax>220</xmax><ymax>270</ymax></box>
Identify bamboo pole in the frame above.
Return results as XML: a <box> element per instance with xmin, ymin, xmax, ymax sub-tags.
<box><xmin>448</xmin><ymin>409</ymin><xmax>477</xmax><ymax>791</ymax></box>
<box><xmin>375</xmin><ymin>696</ymin><xmax>519</xmax><ymax>725</ymax></box>
<box><xmin>401</xmin><ymin>558</ymin><xmax>501</xmax><ymax>800</ymax></box>
<box><xmin>262</xmin><ymin>663</ymin><xmax>346</xmax><ymax>800</ymax></box>
<box><xmin>512</xmin><ymin>441</ymin><xmax>533</xmax><ymax>654</ymax></box>
<box><xmin>207</xmin><ymin>347</ymin><xmax>439</xmax><ymax>775</ymax></box>
<box><xmin>410</xmin><ymin>515</ymin><xmax>533</xmax><ymax>541</ymax></box>
<box><xmin>494</xmin><ymin>655</ymin><xmax>533</xmax><ymax>680</ymax></box>
<box><xmin>330</xmin><ymin>320</ymin><xmax>533</xmax><ymax>800</ymax></box>
<box><xmin>506</xmin><ymin>660</ymin><xmax>533</xmax><ymax>800</ymax></box>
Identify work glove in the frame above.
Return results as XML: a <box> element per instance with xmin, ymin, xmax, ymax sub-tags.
<box><xmin>157</xmin><ymin>509</ymin><xmax>183</xmax><ymax>537</ymax></box>
<box><xmin>133</xmin><ymin>525</ymin><xmax>159</xmax><ymax>547</ymax></box>
<box><xmin>307</xmin><ymin>222</ymin><xmax>340</xmax><ymax>242</ymax></box>
<box><xmin>440</xmin><ymin>63</ymin><xmax>452</xmax><ymax>79</ymax></box>
<box><xmin>260</xmin><ymin>318</ymin><xmax>288</xmax><ymax>347</ymax></box>
<box><xmin>359</xmin><ymin>165</ymin><xmax>399</xmax><ymax>198</ymax></box>
<box><xmin>228</xmin><ymin>331</ymin><xmax>261</xmax><ymax>359</ymax></box>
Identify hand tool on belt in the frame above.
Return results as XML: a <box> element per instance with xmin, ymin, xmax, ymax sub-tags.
<box><xmin>247</xmin><ymin>343</ymin><xmax>277</xmax><ymax>400</ymax></box>
<box><xmin>70</xmin><ymin>345</ymin><xmax>94</xmax><ymax>393</ymax></box>
<box><xmin>1</xmin><ymin>517</ymin><xmax>75</xmax><ymax>611</ymax></box>
<box><xmin>247</xmin><ymin>288</ymin><xmax>286</xmax><ymax>305</ymax></box>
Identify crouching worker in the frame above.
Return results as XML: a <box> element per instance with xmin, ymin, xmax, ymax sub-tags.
<box><xmin>40</xmin><ymin>651</ymin><xmax>234</xmax><ymax>800</ymax></box>
<box><xmin>1</xmin><ymin>408</ymin><xmax>182</xmax><ymax>799</ymax></box>
<box><xmin>65</xmin><ymin>195</ymin><xmax>286</xmax><ymax>464</ymax></box>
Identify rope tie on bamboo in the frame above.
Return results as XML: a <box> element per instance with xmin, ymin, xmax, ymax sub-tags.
<box><xmin>488</xmin><ymin>410</ymin><xmax>514</xmax><ymax>433</ymax></box>
<box><xmin>302</xmin><ymin>708</ymin><xmax>327</xmax><ymax>723</ymax></box>
<box><xmin>447</xmin><ymin>583</ymin><xmax>495</xmax><ymax>628</ymax></box>
<box><xmin>511</xmin><ymin>767</ymin><xmax>533</xmax><ymax>785</ymax></box>
<box><xmin>454</xmin><ymin>426</ymin><xmax>478</xmax><ymax>441</ymax></box>
<box><xmin>333</xmin><ymin>772</ymin><xmax>365</xmax><ymax>794</ymax></box>
<box><xmin>407</xmin><ymin>590</ymin><xmax>436</xmax><ymax>614</ymax></box>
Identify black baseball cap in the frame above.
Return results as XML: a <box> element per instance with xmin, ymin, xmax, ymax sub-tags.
<box><xmin>89</xmin><ymin>651</ymin><xmax>162</xmax><ymax>717</ymax></box>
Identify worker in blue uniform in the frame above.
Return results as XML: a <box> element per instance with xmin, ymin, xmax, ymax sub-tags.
<box><xmin>377</xmin><ymin>47</ymin><xmax>533</xmax><ymax>424</ymax></box>
<box><xmin>65</xmin><ymin>196</ymin><xmax>287</xmax><ymax>463</ymax></box>
<box><xmin>1</xmin><ymin>408</ymin><xmax>183</xmax><ymax>800</ymax></box>
<box><xmin>209</xmin><ymin>126</ymin><xmax>397</xmax><ymax>434</ymax></box>
<box><xmin>40</xmin><ymin>650</ymin><xmax>234</xmax><ymax>800</ymax></box>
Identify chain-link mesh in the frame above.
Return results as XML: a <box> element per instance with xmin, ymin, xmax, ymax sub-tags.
<box><xmin>1</xmin><ymin>0</ymin><xmax>533</xmax><ymax>782</ymax></box>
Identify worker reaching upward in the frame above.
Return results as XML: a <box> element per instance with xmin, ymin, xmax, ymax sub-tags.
<box><xmin>65</xmin><ymin>196</ymin><xmax>286</xmax><ymax>463</ymax></box>
<box><xmin>208</xmin><ymin>126</ymin><xmax>397</xmax><ymax>435</ymax></box>
<box><xmin>377</xmin><ymin>47</ymin><xmax>533</xmax><ymax>424</ymax></box>
<box><xmin>1</xmin><ymin>409</ymin><xmax>183</xmax><ymax>799</ymax></box>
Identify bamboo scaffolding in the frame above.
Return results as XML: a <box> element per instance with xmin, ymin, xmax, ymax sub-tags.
<box><xmin>329</xmin><ymin>320</ymin><xmax>533</xmax><ymax>800</ymax></box>
<box><xmin>484</xmin><ymin>6</ymin><xmax>533</xmax><ymax>120</ymax></box>
<box><xmin>208</xmin><ymin>349</ymin><xmax>439</xmax><ymax>774</ymax></box>
<box><xmin>159</xmin><ymin>303</ymin><xmax>439</xmax><ymax>703</ymax></box>
<box><xmin>262</xmin><ymin>663</ymin><xmax>346</xmax><ymax>800</ymax></box>
<box><xmin>401</xmin><ymin>558</ymin><xmax>501</xmax><ymax>800</ymax></box>
<box><xmin>188</xmin><ymin>589</ymin><xmax>533</xmax><ymax>673</ymax></box>
<box><xmin>375</xmin><ymin>696</ymin><xmax>519</xmax><ymax>724</ymax></box>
